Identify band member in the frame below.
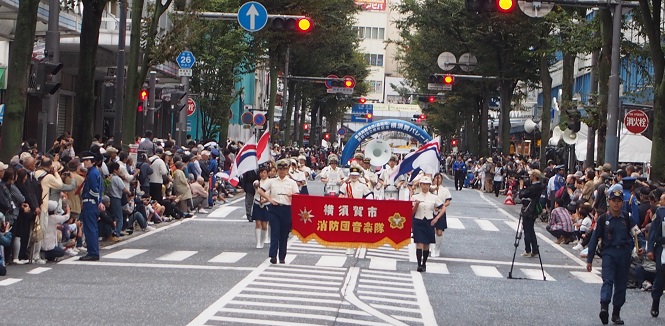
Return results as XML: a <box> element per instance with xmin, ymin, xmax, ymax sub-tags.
<box><xmin>78</xmin><ymin>151</ymin><xmax>104</xmax><ymax>261</ymax></box>
<box><xmin>289</xmin><ymin>159</ymin><xmax>307</xmax><ymax>195</ymax></box>
<box><xmin>376</xmin><ymin>155</ymin><xmax>399</xmax><ymax>199</ymax></box>
<box><xmin>360</xmin><ymin>157</ymin><xmax>378</xmax><ymax>189</ymax></box>
<box><xmin>320</xmin><ymin>155</ymin><xmax>345</xmax><ymax>196</ymax></box>
<box><xmin>297</xmin><ymin>155</ymin><xmax>312</xmax><ymax>194</ymax></box>
<box><xmin>339</xmin><ymin>167</ymin><xmax>372</xmax><ymax>199</ymax></box>
<box><xmin>411</xmin><ymin>176</ymin><xmax>444</xmax><ymax>272</ymax></box>
<box><xmin>252</xmin><ymin>167</ymin><xmax>270</xmax><ymax>249</ymax></box>
<box><xmin>431</xmin><ymin>173</ymin><xmax>451</xmax><ymax>257</ymax></box>
<box><xmin>587</xmin><ymin>189</ymin><xmax>645</xmax><ymax>325</ymax></box>
<box><xmin>255</xmin><ymin>159</ymin><xmax>299</xmax><ymax>264</ymax></box>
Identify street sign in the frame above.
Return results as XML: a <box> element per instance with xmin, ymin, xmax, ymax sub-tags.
<box><xmin>624</xmin><ymin>109</ymin><xmax>648</xmax><ymax>134</ymax></box>
<box><xmin>327</xmin><ymin>87</ymin><xmax>353</xmax><ymax>95</ymax></box>
<box><xmin>351</xmin><ymin>104</ymin><xmax>373</xmax><ymax>123</ymax></box>
<box><xmin>178</xmin><ymin>68</ymin><xmax>193</xmax><ymax>77</ymax></box>
<box><xmin>186</xmin><ymin>98</ymin><xmax>196</xmax><ymax>116</ymax></box>
<box><xmin>241</xmin><ymin>111</ymin><xmax>254</xmax><ymax>124</ymax></box>
<box><xmin>428</xmin><ymin>83</ymin><xmax>451</xmax><ymax>91</ymax></box>
<box><xmin>177</xmin><ymin>51</ymin><xmax>196</xmax><ymax>69</ymax></box>
<box><xmin>237</xmin><ymin>1</ymin><xmax>268</xmax><ymax>32</ymax></box>
<box><xmin>338</xmin><ymin>128</ymin><xmax>345</xmax><ymax>135</ymax></box>
<box><xmin>253</xmin><ymin>113</ymin><xmax>266</xmax><ymax>126</ymax></box>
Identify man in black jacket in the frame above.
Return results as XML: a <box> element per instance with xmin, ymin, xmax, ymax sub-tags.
<box><xmin>519</xmin><ymin>169</ymin><xmax>545</xmax><ymax>258</ymax></box>
<box><xmin>239</xmin><ymin>170</ymin><xmax>259</xmax><ymax>222</ymax></box>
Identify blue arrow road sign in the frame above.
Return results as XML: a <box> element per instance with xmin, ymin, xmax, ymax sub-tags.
<box><xmin>237</xmin><ymin>1</ymin><xmax>268</xmax><ymax>32</ymax></box>
<box><xmin>351</xmin><ymin>104</ymin><xmax>373</xmax><ymax>123</ymax></box>
<box><xmin>177</xmin><ymin>51</ymin><xmax>196</xmax><ymax>69</ymax></box>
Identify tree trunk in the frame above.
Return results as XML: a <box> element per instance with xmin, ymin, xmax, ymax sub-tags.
<box><xmin>74</xmin><ymin>0</ymin><xmax>107</xmax><ymax>153</ymax></box>
<box><xmin>283</xmin><ymin>81</ymin><xmax>296</xmax><ymax>146</ymax></box>
<box><xmin>297</xmin><ymin>93</ymin><xmax>306</xmax><ymax>146</ymax></box>
<box><xmin>585</xmin><ymin>51</ymin><xmax>599</xmax><ymax>169</ymax></box>
<box><xmin>479</xmin><ymin>86</ymin><xmax>489</xmax><ymax>157</ymax></box>
<box><xmin>0</xmin><ymin>0</ymin><xmax>40</xmax><ymax>161</ymax></box>
<box><xmin>539</xmin><ymin>43</ymin><xmax>553</xmax><ymax>166</ymax></box>
<box><xmin>267</xmin><ymin>50</ymin><xmax>279</xmax><ymax>140</ymax></box>
<box><xmin>468</xmin><ymin>104</ymin><xmax>479</xmax><ymax>155</ymax></box>
<box><xmin>122</xmin><ymin>0</ymin><xmax>145</xmax><ymax>144</ymax></box>
<box><xmin>499</xmin><ymin>80</ymin><xmax>514</xmax><ymax>154</ymax></box>
<box><xmin>561</xmin><ymin>52</ymin><xmax>576</xmax><ymax>112</ymax></box>
<box><xmin>596</xmin><ymin>9</ymin><xmax>613</xmax><ymax>166</ymax></box>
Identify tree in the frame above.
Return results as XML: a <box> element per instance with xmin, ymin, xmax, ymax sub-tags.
<box><xmin>73</xmin><ymin>0</ymin><xmax>108</xmax><ymax>152</ymax></box>
<box><xmin>0</xmin><ymin>0</ymin><xmax>40</xmax><ymax>161</ymax></box>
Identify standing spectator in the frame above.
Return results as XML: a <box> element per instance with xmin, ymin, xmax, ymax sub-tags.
<box><xmin>108</xmin><ymin>162</ymin><xmax>129</xmax><ymax>237</ymax></box>
<box><xmin>148</xmin><ymin>149</ymin><xmax>169</xmax><ymax>201</ymax></box>
<box><xmin>493</xmin><ymin>161</ymin><xmax>504</xmax><ymax>197</ymax></box>
<box><xmin>34</xmin><ymin>156</ymin><xmax>64</xmax><ymax>263</ymax></box>
<box><xmin>138</xmin><ymin>130</ymin><xmax>156</xmax><ymax>156</ymax></box>
<box><xmin>452</xmin><ymin>155</ymin><xmax>466</xmax><ymax>191</ymax></box>
<box><xmin>13</xmin><ymin>168</ymin><xmax>38</xmax><ymax>264</ymax></box>
<box><xmin>647</xmin><ymin>204</ymin><xmax>665</xmax><ymax>317</ymax></box>
<box><xmin>172</xmin><ymin>161</ymin><xmax>193</xmax><ymax>213</ymax></box>
<box><xmin>135</xmin><ymin>153</ymin><xmax>153</xmax><ymax>195</ymax></box>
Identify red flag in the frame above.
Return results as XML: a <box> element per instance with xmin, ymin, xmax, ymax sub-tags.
<box><xmin>256</xmin><ymin>124</ymin><xmax>271</xmax><ymax>165</ymax></box>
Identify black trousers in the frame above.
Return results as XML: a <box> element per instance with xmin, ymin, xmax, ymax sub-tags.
<box><xmin>523</xmin><ymin>216</ymin><xmax>539</xmax><ymax>254</ymax></box>
<box><xmin>454</xmin><ymin>171</ymin><xmax>464</xmax><ymax>190</ymax></box>
<box><xmin>653</xmin><ymin>256</ymin><xmax>665</xmax><ymax>302</ymax></box>
<box><xmin>149</xmin><ymin>183</ymin><xmax>163</xmax><ymax>202</ymax></box>
<box><xmin>15</xmin><ymin>211</ymin><xmax>34</xmax><ymax>260</ymax></box>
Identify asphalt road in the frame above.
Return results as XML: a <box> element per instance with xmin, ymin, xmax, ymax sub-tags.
<box><xmin>0</xmin><ymin>175</ymin><xmax>661</xmax><ymax>326</ymax></box>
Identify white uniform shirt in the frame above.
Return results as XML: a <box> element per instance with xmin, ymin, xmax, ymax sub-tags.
<box><xmin>320</xmin><ymin>166</ymin><xmax>345</xmax><ymax>184</ymax></box>
<box><xmin>289</xmin><ymin>168</ymin><xmax>307</xmax><ymax>188</ymax></box>
<box><xmin>261</xmin><ymin>176</ymin><xmax>299</xmax><ymax>205</ymax></box>
<box><xmin>433</xmin><ymin>185</ymin><xmax>452</xmax><ymax>203</ymax></box>
<box><xmin>362</xmin><ymin>166</ymin><xmax>378</xmax><ymax>186</ymax></box>
<box><xmin>380</xmin><ymin>165</ymin><xmax>398</xmax><ymax>185</ymax></box>
<box><xmin>299</xmin><ymin>165</ymin><xmax>312</xmax><ymax>180</ymax></box>
<box><xmin>339</xmin><ymin>180</ymin><xmax>372</xmax><ymax>199</ymax></box>
<box><xmin>254</xmin><ymin>178</ymin><xmax>270</xmax><ymax>206</ymax></box>
<box><xmin>412</xmin><ymin>192</ymin><xmax>443</xmax><ymax>220</ymax></box>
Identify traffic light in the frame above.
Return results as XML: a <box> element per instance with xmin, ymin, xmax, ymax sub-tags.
<box><xmin>270</xmin><ymin>16</ymin><xmax>313</xmax><ymax>32</ymax></box>
<box><xmin>170</xmin><ymin>91</ymin><xmax>187</xmax><ymax>112</ymax></box>
<box><xmin>365</xmin><ymin>113</ymin><xmax>373</xmax><ymax>122</ymax></box>
<box><xmin>304</xmin><ymin>123</ymin><xmax>309</xmax><ymax>131</ymax></box>
<box><xmin>443</xmin><ymin>75</ymin><xmax>454</xmax><ymax>85</ymax></box>
<box><xmin>137</xmin><ymin>103</ymin><xmax>143</xmax><ymax>113</ymax></box>
<box><xmin>451</xmin><ymin>139</ymin><xmax>458</xmax><ymax>147</ymax></box>
<box><xmin>428</xmin><ymin>96</ymin><xmax>436</xmax><ymax>103</ymax></box>
<box><xmin>324</xmin><ymin>133</ymin><xmax>330</xmax><ymax>140</ymax></box>
<box><xmin>101</xmin><ymin>82</ymin><xmax>115</xmax><ymax>111</ymax></box>
<box><xmin>429</xmin><ymin>74</ymin><xmax>454</xmax><ymax>89</ymax></box>
<box><xmin>359</xmin><ymin>98</ymin><xmax>366</xmax><ymax>104</ymax></box>
<box><xmin>420</xmin><ymin>114</ymin><xmax>426</xmax><ymax>120</ymax></box>
<box><xmin>465</xmin><ymin>0</ymin><xmax>515</xmax><ymax>12</ymax></box>
<box><xmin>140</xmin><ymin>89</ymin><xmax>148</xmax><ymax>101</ymax></box>
<box><xmin>34</xmin><ymin>61</ymin><xmax>63</xmax><ymax>97</ymax></box>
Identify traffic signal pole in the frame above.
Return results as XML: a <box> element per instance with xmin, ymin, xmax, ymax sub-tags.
<box><xmin>604</xmin><ymin>1</ymin><xmax>623</xmax><ymax>168</ymax></box>
<box><xmin>147</xmin><ymin>71</ymin><xmax>157</xmax><ymax>132</ymax></box>
<box><xmin>42</xmin><ymin>0</ymin><xmax>60</xmax><ymax>152</ymax></box>
<box><xmin>177</xmin><ymin>0</ymin><xmax>192</xmax><ymax>146</ymax></box>
<box><xmin>113</xmin><ymin>0</ymin><xmax>127</xmax><ymax>149</ymax></box>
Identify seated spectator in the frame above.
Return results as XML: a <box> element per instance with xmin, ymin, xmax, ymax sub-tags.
<box><xmin>42</xmin><ymin>201</ymin><xmax>68</xmax><ymax>262</ymax></box>
<box><xmin>547</xmin><ymin>198</ymin><xmax>575</xmax><ymax>244</ymax></box>
<box><xmin>98</xmin><ymin>196</ymin><xmax>118</xmax><ymax>242</ymax></box>
<box><xmin>123</xmin><ymin>193</ymin><xmax>154</xmax><ymax>234</ymax></box>
<box><xmin>572</xmin><ymin>204</ymin><xmax>594</xmax><ymax>250</ymax></box>
<box><xmin>0</xmin><ymin>218</ymin><xmax>12</xmax><ymax>275</ymax></box>
<box><xmin>190</xmin><ymin>176</ymin><xmax>209</xmax><ymax>214</ymax></box>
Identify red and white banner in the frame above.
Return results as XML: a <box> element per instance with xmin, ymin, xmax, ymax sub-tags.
<box><xmin>355</xmin><ymin>0</ymin><xmax>386</xmax><ymax>11</ymax></box>
<box><xmin>291</xmin><ymin>195</ymin><xmax>412</xmax><ymax>249</ymax></box>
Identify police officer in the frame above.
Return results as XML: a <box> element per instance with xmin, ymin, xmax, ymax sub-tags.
<box><xmin>587</xmin><ymin>189</ymin><xmax>645</xmax><ymax>325</ymax></box>
<box><xmin>451</xmin><ymin>155</ymin><xmax>466</xmax><ymax>191</ymax></box>
<box><xmin>648</xmin><ymin>202</ymin><xmax>665</xmax><ymax>318</ymax></box>
<box><xmin>411</xmin><ymin>176</ymin><xmax>444</xmax><ymax>272</ymax></box>
<box><xmin>78</xmin><ymin>151</ymin><xmax>104</xmax><ymax>261</ymax></box>
<box><xmin>255</xmin><ymin>159</ymin><xmax>299</xmax><ymax>264</ymax></box>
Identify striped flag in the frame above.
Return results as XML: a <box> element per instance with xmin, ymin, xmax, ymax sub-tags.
<box><xmin>391</xmin><ymin>136</ymin><xmax>441</xmax><ymax>182</ymax></box>
<box><xmin>256</xmin><ymin>124</ymin><xmax>271</xmax><ymax>165</ymax></box>
<box><xmin>228</xmin><ymin>136</ymin><xmax>257</xmax><ymax>186</ymax></box>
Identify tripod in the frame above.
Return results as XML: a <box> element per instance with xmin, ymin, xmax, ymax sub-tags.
<box><xmin>508</xmin><ymin>208</ymin><xmax>546</xmax><ymax>281</ymax></box>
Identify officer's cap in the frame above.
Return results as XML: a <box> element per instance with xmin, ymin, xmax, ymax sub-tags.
<box><xmin>354</xmin><ymin>153</ymin><xmax>364</xmax><ymax>160</ymax></box>
<box><xmin>276</xmin><ymin>159</ymin><xmax>290</xmax><ymax>169</ymax></box>
<box><xmin>608</xmin><ymin>189</ymin><xmax>624</xmax><ymax>201</ymax></box>
<box><xmin>79</xmin><ymin>151</ymin><xmax>96</xmax><ymax>162</ymax></box>
<box><xmin>328</xmin><ymin>155</ymin><xmax>339</xmax><ymax>163</ymax></box>
<box><xmin>349</xmin><ymin>166</ymin><xmax>361</xmax><ymax>176</ymax></box>
<box><xmin>615</xmin><ymin>169</ymin><xmax>627</xmax><ymax>178</ymax></box>
<box><xmin>554</xmin><ymin>165</ymin><xmax>565</xmax><ymax>170</ymax></box>
<box><xmin>389</xmin><ymin>155</ymin><xmax>398</xmax><ymax>162</ymax></box>
<box><xmin>420</xmin><ymin>176</ymin><xmax>432</xmax><ymax>184</ymax></box>
<box><xmin>363</xmin><ymin>157</ymin><xmax>371</xmax><ymax>163</ymax></box>
<box><xmin>622</xmin><ymin>177</ymin><xmax>637</xmax><ymax>187</ymax></box>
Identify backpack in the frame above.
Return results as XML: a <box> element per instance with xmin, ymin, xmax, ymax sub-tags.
<box><xmin>555</xmin><ymin>186</ymin><xmax>566</xmax><ymax>199</ymax></box>
<box><xmin>199</xmin><ymin>159</ymin><xmax>210</xmax><ymax>181</ymax></box>
<box><xmin>137</xmin><ymin>162</ymin><xmax>153</xmax><ymax>185</ymax></box>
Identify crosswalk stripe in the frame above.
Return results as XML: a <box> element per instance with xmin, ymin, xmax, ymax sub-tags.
<box><xmin>103</xmin><ymin>249</ymin><xmax>148</xmax><ymax>259</ymax></box>
<box><xmin>316</xmin><ymin>255</ymin><xmax>347</xmax><ymax>267</ymax></box>
<box><xmin>471</xmin><ymin>265</ymin><xmax>503</xmax><ymax>278</ymax></box>
<box><xmin>244</xmin><ymin>287</ymin><xmax>341</xmax><ymax>298</ymax></box>
<box><xmin>208</xmin><ymin>316</ymin><xmax>327</xmax><ymax>326</ymax></box>
<box><xmin>157</xmin><ymin>250</ymin><xmax>198</xmax><ymax>261</ymax></box>
<box><xmin>27</xmin><ymin>267</ymin><xmax>51</xmax><ymax>275</ymax></box>
<box><xmin>235</xmin><ymin>293</ymin><xmax>342</xmax><ymax>305</ymax></box>
<box><xmin>521</xmin><ymin>268</ymin><xmax>556</xmax><ymax>281</ymax></box>
<box><xmin>425</xmin><ymin>263</ymin><xmax>449</xmax><ymax>274</ymax></box>
<box><xmin>258</xmin><ymin>276</ymin><xmax>340</xmax><ymax>286</ymax></box>
<box><xmin>446</xmin><ymin>217</ymin><xmax>465</xmax><ymax>229</ymax></box>
<box><xmin>0</xmin><ymin>278</ymin><xmax>22</xmax><ymax>286</ymax></box>
<box><xmin>570</xmin><ymin>271</ymin><xmax>603</xmax><ymax>284</ymax></box>
<box><xmin>207</xmin><ymin>206</ymin><xmax>241</xmax><ymax>218</ymax></box>
<box><xmin>504</xmin><ymin>220</ymin><xmax>519</xmax><ymax>231</ymax></box>
<box><xmin>368</xmin><ymin>257</ymin><xmax>397</xmax><ymax>271</ymax></box>
<box><xmin>370</xmin><ymin>303</ymin><xmax>421</xmax><ymax>314</ymax></box>
<box><xmin>284</xmin><ymin>254</ymin><xmax>297</xmax><ymax>264</ymax></box>
<box><xmin>208</xmin><ymin>252</ymin><xmax>247</xmax><ymax>263</ymax></box>
<box><xmin>475</xmin><ymin>220</ymin><xmax>499</xmax><ymax>232</ymax></box>
<box><xmin>357</xmin><ymin>290</ymin><xmax>418</xmax><ymax>299</ymax></box>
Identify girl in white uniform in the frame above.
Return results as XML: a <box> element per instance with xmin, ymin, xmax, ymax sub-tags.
<box><xmin>431</xmin><ymin>173</ymin><xmax>452</xmax><ymax>257</ymax></box>
<box><xmin>411</xmin><ymin>176</ymin><xmax>445</xmax><ymax>272</ymax></box>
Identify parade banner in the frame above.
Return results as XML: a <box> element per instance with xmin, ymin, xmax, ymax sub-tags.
<box><xmin>291</xmin><ymin>195</ymin><xmax>412</xmax><ymax>250</ymax></box>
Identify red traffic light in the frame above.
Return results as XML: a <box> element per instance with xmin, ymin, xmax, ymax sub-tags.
<box><xmin>366</xmin><ymin>113</ymin><xmax>373</xmax><ymax>119</ymax></box>
<box><xmin>137</xmin><ymin>104</ymin><xmax>143</xmax><ymax>112</ymax></box>
<box><xmin>140</xmin><ymin>89</ymin><xmax>148</xmax><ymax>101</ymax></box>
<box><xmin>304</xmin><ymin>124</ymin><xmax>309</xmax><ymax>130</ymax></box>
<box><xmin>443</xmin><ymin>75</ymin><xmax>454</xmax><ymax>85</ymax></box>
<box><xmin>297</xmin><ymin>18</ymin><xmax>312</xmax><ymax>32</ymax></box>
<box><xmin>496</xmin><ymin>0</ymin><xmax>515</xmax><ymax>12</ymax></box>
<box><xmin>324</xmin><ymin>133</ymin><xmax>330</xmax><ymax>140</ymax></box>
<box><xmin>451</xmin><ymin>139</ymin><xmax>458</xmax><ymax>147</ymax></box>
<box><xmin>342</xmin><ymin>76</ymin><xmax>356</xmax><ymax>88</ymax></box>
<box><xmin>359</xmin><ymin>98</ymin><xmax>366</xmax><ymax>104</ymax></box>
<box><xmin>428</xmin><ymin>96</ymin><xmax>436</xmax><ymax>103</ymax></box>
<box><xmin>419</xmin><ymin>114</ymin><xmax>426</xmax><ymax>119</ymax></box>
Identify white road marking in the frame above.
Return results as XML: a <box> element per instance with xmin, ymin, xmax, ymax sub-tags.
<box><xmin>371</xmin><ymin>303</ymin><xmax>421</xmax><ymax>314</ymax></box>
<box><xmin>208</xmin><ymin>252</ymin><xmax>246</xmax><ymax>263</ymax></box>
<box><xmin>284</xmin><ymin>253</ymin><xmax>297</xmax><ymax>264</ymax></box>
<box><xmin>408</xmin><ymin>243</ymin><xmax>416</xmax><ymax>262</ymax></box>
<box><xmin>235</xmin><ymin>293</ymin><xmax>342</xmax><ymax>305</ymax></box>
<box><xmin>315</xmin><ymin>255</ymin><xmax>347</xmax><ymax>267</ymax></box>
<box><xmin>27</xmin><ymin>267</ymin><xmax>51</xmax><ymax>274</ymax></box>
<box><xmin>475</xmin><ymin>219</ymin><xmax>500</xmax><ymax>231</ymax></box>
<box><xmin>207</xmin><ymin>316</ymin><xmax>327</xmax><ymax>326</ymax></box>
<box><xmin>207</xmin><ymin>206</ymin><xmax>241</xmax><ymax>218</ymax></box>
<box><xmin>471</xmin><ymin>265</ymin><xmax>503</xmax><ymax>278</ymax></box>
<box><xmin>571</xmin><ymin>271</ymin><xmax>603</xmax><ymax>283</ymax></box>
<box><xmin>521</xmin><ymin>268</ymin><xmax>556</xmax><ymax>281</ymax></box>
<box><xmin>157</xmin><ymin>250</ymin><xmax>198</xmax><ymax>261</ymax></box>
<box><xmin>0</xmin><ymin>278</ymin><xmax>22</xmax><ymax>286</ymax></box>
<box><xmin>446</xmin><ymin>217</ymin><xmax>465</xmax><ymax>229</ymax></box>
<box><xmin>429</xmin><ymin>255</ymin><xmax>584</xmax><ymax>269</ymax></box>
<box><xmin>257</xmin><ymin>276</ymin><xmax>340</xmax><ymax>286</ymax></box>
<box><xmin>425</xmin><ymin>262</ymin><xmax>450</xmax><ymax>274</ymax></box>
<box><xmin>58</xmin><ymin>258</ymin><xmax>254</xmax><ymax>271</ymax></box>
<box><xmin>243</xmin><ymin>287</ymin><xmax>341</xmax><ymax>298</ymax></box>
<box><xmin>102</xmin><ymin>219</ymin><xmax>189</xmax><ymax>250</ymax></box>
<box><xmin>357</xmin><ymin>290</ymin><xmax>418</xmax><ymax>299</ymax></box>
<box><xmin>358</xmin><ymin>284</ymin><xmax>416</xmax><ymax>293</ymax></box>
<box><xmin>504</xmin><ymin>220</ymin><xmax>519</xmax><ymax>231</ymax></box>
<box><xmin>103</xmin><ymin>249</ymin><xmax>148</xmax><ymax>259</ymax></box>
<box><xmin>411</xmin><ymin>271</ymin><xmax>438</xmax><ymax>326</ymax></box>
<box><xmin>359</xmin><ymin>296</ymin><xmax>420</xmax><ymax>306</ymax></box>
<box><xmin>359</xmin><ymin>273</ymin><xmax>409</xmax><ymax>282</ymax></box>
<box><xmin>186</xmin><ymin>218</ymin><xmax>246</xmax><ymax>222</ymax></box>
<box><xmin>368</xmin><ymin>257</ymin><xmax>397</xmax><ymax>270</ymax></box>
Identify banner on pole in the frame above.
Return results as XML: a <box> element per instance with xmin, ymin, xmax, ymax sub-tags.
<box><xmin>291</xmin><ymin>195</ymin><xmax>412</xmax><ymax>250</ymax></box>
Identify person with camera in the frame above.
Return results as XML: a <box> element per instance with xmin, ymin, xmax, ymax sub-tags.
<box><xmin>518</xmin><ymin>169</ymin><xmax>545</xmax><ymax>258</ymax></box>
<box><xmin>586</xmin><ymin>189</ymin><xmax>646</xmax><ymax>325</ymax></box>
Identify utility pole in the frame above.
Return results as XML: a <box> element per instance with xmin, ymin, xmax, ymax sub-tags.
<box><xmin>42</xmin><ymin>0</ymin><xmax>60</xmax><ymax>151</ymax></box>
<box><xmin>114</xmin><ymin>0</ymin><xmax>127</xmax><ymax>149</ymax></box>
<box><xmin>604</xmin><ymin>1</ymin><xmax>622</xmax><ymax>168</ymax></box>
<box><xmin>284</xmin><ymin>45</ymin><xmax>290</xmax><ymax>144</ymax></box>
<box><xmin>147</xmin><ymin>71</ymin><xmax>157</xmax><ymax>133</ymax></box>
<box><xmin>176</xmin><ymin>0</ymin><xmax>192</xmax><ymax>146</ymax></box>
